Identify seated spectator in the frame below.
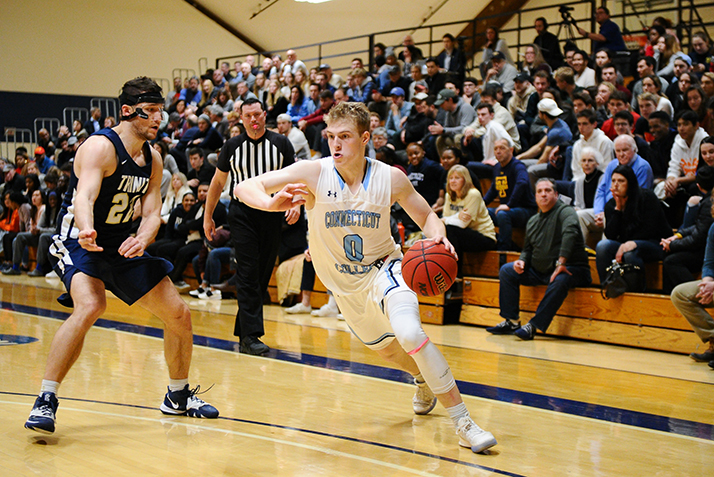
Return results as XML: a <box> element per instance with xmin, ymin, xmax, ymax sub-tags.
<box><xmin>186</xmin><ymin>147</ymin><xmax>216</xmax><ymax>195</ymax></box>
<box><xmin>26</xmin><ymin>190</ymin><xmax>60</xmax><ymax>277</ymax></box>
<box><xmin>690</xmin><ymin>32</ymin><xmax>714</xmax><ymax>75</ymax></box>
<box><xmin>484</xmin><ymin>138</ymin><xmax>537</xmax><ymax>251</ymax></box>
<box><xmin>594</xmin><ymin>134</ymin><xmax>654</xmax><ymax>227</ymax></box>
<box><xmin>520</xmin><ymin>44</ymin><xmax>552</xmax><ymax>77</ymax></box>
<box><xmin>0</xmin><ymin>191</ymin><xmax>29</xmax><ymax>270</ymax></box>
<box><xmin>385</xmin><ymin>87</ymin><xmax>413</xmax><ymax>146</ymax></box>
<box><xmin>639</xmin><ymin>75</ymin><xmax>674</xmax><ymax>119</ymax></box>
<box><xmin>346</xmin><ymin>68</ymin><xmax>373</xmax><ymax>104</ymax></box>
<box><xmin>612</xmin><ymin>111</ymin><xmax>651</xmax><ymax>165</ymax></box>
<box><xmin>190</xmin><ymin>227</ymin><xmax>232</xmax><ymax>300</ymax></box>
<box><xmin>286</xmin><ymin>85</ymin><xmax>309</xmax><ymax>124</ymax></box>
<box><xmin>430</xmin><ymin>88</ymin><xmax>476</xmax><ymax>157</ymax></box>
<box><xmin>433</xmin><ymin>146</ymin><xmax>480</xmax><ymax>214</ymax></box>
<box><xmin>576</xmin><ymin>6</ymin><xmax>627</xmax><ymax>52</ymax></box>
<box><xmin>573</xmin><ymin>147</ymin><xmax>606</xmax><ymax>248</ymax></box>
<box><xmin>438</xmin><ymin>33</ymin><xmax>467</xmax><ymax>81</ymax></box>
<box><xmin>572</xmin><ymin>50</ymin><xmax>597</xmax><ymax>88</ymax></box>
<box><xmin>553</xmin><ymin>66</ymin><xmax>581</xmax><ymax>106</ymax></box>
<box><xmin>277</xmin><ymin>114</ymin><xmax>311</xmax><ymax>161</ymax></box>
<box><xmin>487</xmin><ymin>177</ymin><xmax>591</xmax><ymax>339</ymax></box>
<box><xmin>23</xmin><ymin>173</ymin><xmax>42</xmax><ymax>203</ymax></box>
<box><xmin>599</xmin><ymin>62</ymin><xmax>630</xmax><ymax>102</ymax></box>
<box><xmin>655</xmin><ymin>34</ymin><xmax>689</xmax><ymax>80</ymax></box>
<box><xmin>521</xmin><ymin>98</ymin><xmax>573</xmax><ymax>185</ymax></box>
<box><xmin>367</xmin><ymin>88</ymin><xmax>389</xmax><ymax>122</ymax></box>
<box><xmin>647</xmin><ymin>111</ymin><xmax>678</xmax><ymax>180</ymax></box>
<box><xmin>403</xmin><ymin>143</ymin><xmax>443</xmax><ymax>232</ymax></box>
<box><xmin>481</xmin><ymin>27</ymin><xmax>514</xmax><ymax>78</ymax></box>
<box><xmin>264</xmin><ymin>80</ymin><xmax>289</xmax><ymax>128</ymax></box>
<box><xmin>161</xmin><ymin>172</ymin><xmax>191</xmax><ymax>226</ymax></box>
<box><xmin>684</xmin><ymin>85</ymin><xmax>714</xmax><ymax>136</ymax></box>
<box><xmin>533</xmin><ymin>17</ymin><xmax>563</xmax><ymax>68</ymax></box>
<box><xmin>484</xmin><ymin>52</ymin><xmax>518</xmax><ymax>97</ymax></box>
<box><xmin>180</xmin><ymin>76</ymin><xmax>203</xmax><ymax>106</ymax></box>
<box><xmin>661</xmin><ymin>166</ymin><xmax>714</xmax><ymax>294</ymax></box>
<box><xmin>602</xmin><ymin>91</ymin><xmax>640</xmax><ymax>140</ymax></box>
<box><xmin>671</xmin><ymin>225</ymin><xmax>714</xmax><ymax>366</ymax></box>
<box><xmin>152</xmin><ymin>141</ymin><xmax>179</xmax><ymax>199</ymax></box>
<box><xmin>424</xmin><ymin>57</ymin><xmax>448</xmax><ymax>96</ymax></box>
<box><xmin>380</xmin><ymin>64</ymin><xmax>412</xmax><ymax>98</ymax></box>
<box><xmin>299</xmin><ymin>90</ymin><xmax>335</xmax><ymax>150</ymax></box>
<box><xmin>401</xmin><ymin>45</ymin><xmax>423</xmax><ymax>80</ymax></box>
<box><xmin>461</xmin><ymin>77</ymin><xmax>481</xmax><ymax>108</ymax></box>
<box><xmin>147</xmin><ymin>190</ymin><xmax>195</xmax><ymax>264</ymax></box>
<box><xmin>635</xmin><ymin>92</ymin><xmax>660</xmax><ymax>142</ymax></box>
<box><xmin>3</xmin><ymin>189</ymin><xmax>45</xmax><ymax>275</ymax></box>
<box><xmin>595</xmin><ymin>165</ymin><xmax>670</xmax><ymax>283</ymax></box>
<box><xmin>661</xmin><ymin>110</ymin><xmax>708</xmax><ymax>224</ymax></box>
<box><xmin>441</xmin><ymin>164</ymin><xmax>496</xmax><ymax>275</ymax></box>
<box><xmin>407</xmin><ymin>64</ymin><xmax>428</xmax><ymax>100</ymax></box>
<box><xmin>631</xmin><ymin>57</ymin><xmax>670</xmax><ymax>111</ymax></box>
<box><xmin>401</xmin><ymin>92</ymin><xmax>434</xmax><ymax>147</ymax></box>
<box><xmin>568</xmin><ymin>109</ymin><xmax>614</xmax><ymax>181</ymax></box>
<box><xmin>462</xmin><ymin>102</ymin><xmax>513</xmax><ymax>178</ymax></box>
<box><xmin>507</xmin><ymin>73</ymin><xmax>537</xmax><ymax>125</ymax></box>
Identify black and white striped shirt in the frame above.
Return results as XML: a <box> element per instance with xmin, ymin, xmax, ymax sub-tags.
<box><xmin>216</xmin><ymin>130</ymin><xmax>295</xmax><ymax>202</ymax></box>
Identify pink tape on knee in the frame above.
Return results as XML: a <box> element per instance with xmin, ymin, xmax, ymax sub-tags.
<box><xmin>407</xmin><ymin>337</ymin><xmax>430</xmax><ymax>355</ymax></box>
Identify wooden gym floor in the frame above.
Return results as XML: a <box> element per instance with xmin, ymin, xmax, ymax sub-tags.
<box><xmin>1</xmin><ymin>275</ymin><xmax>713</xmax><ymax>476</ymax></box>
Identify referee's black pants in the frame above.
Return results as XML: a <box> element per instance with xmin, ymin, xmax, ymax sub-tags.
<box><xmin>229</xmin><ymin>201</ymin><xmax>283</xmax><ymax>339</ymax></box>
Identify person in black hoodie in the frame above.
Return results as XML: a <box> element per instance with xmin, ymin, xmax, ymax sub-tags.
<box><xmin>595</xmin><ymin>164</ymin><xmax>671</xmax><ymax>283</ymax></box>
<box><xmin>661</xmin><ymin>165</ymin><xmax>714</xmax><ymax>293</ymax></box>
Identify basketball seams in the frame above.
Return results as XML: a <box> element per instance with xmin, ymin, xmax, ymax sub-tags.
<box><xmin>401</xmin><ymin>240</ymin><xmax>457</xmax><ymax>296</ymax></box>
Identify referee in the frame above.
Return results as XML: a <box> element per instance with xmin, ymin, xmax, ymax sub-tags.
<box><xmin>204</xmin><ymin>98</ymin><xmax>298</xmax><ymax>355</ymax></box>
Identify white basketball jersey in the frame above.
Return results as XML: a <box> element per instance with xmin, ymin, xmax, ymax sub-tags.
<box><xmin>307</xmin><ymin>157</ymin><xmax>400</xmax><ymax>295</ymax></box>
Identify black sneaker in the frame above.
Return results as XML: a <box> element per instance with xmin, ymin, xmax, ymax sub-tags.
<box><xmin>486</xmin><ymin>320</ymin><xmax>521</xmax><ymax>335</ymax></box>
<box><xmin>514</xmin><ymin>322</ymin><xmax>536</xmax><ymax>340</ymax></box>
<box><xmin>160</xmin><ymin>385</ymin><xmax>219</xmax><ymax>418</ymax></box>
<box><xmin>240</xmin><ymin>336</ymin><xmax>270</xmax><ymax>355</ymax></box>
<box><xmin>709</xmin><ymin>360</ymin><xmax>714</xmax><ymax>370</ymax></box>
<box><xmin>25</xmin><ymin>392</ymin><xmax>59</xmax><ymax>433</ymax></box>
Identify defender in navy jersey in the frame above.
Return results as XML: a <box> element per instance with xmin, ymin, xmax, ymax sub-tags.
<box><xmin>25</xmin><ymin>77</ymin><xmax>218</xmax><ymax>435</ymax></box>
<box><xmin>233</xmin><ymin>102</ymin><xmax>497</xmax><ymax>454</ymax></box>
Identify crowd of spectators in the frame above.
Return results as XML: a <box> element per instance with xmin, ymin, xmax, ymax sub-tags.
<box><xmin>4</xmin><ymin>12</ymin><xmax>714</xmax><ymax>355</ymax></box>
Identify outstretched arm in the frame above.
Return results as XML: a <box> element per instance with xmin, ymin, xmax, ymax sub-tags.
<box><xmin>234</xmin><ymin>160</ymin><xmax>321</xmax><ymax>212</ymax></box>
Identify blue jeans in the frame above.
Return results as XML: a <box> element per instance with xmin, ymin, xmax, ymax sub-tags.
<box><xmin>595</xmin><ymin>239</ymin><xmax>664</xmax><ymax>283</ymax></box>
<box><xmin>488</xmin><ymin>207</ymin><xmax>535</xmax><ymax>251</ymax></box>
<box><xmin>499</xmin><ymin>262</ymin><xmax>592</xmax><ymax>332</ymax></box>
<box><xmin>192</xmin><ymin>247</ymin><xmax>232</xmax><ymax>285</ymax></box>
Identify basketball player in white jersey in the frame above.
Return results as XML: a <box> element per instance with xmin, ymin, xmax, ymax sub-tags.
<box><xmin>231</xmin><ymin>102</ymin><xmax>497</xmax><ymax>453</ymax></box>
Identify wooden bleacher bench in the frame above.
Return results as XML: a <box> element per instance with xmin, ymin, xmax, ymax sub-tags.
<box><xmin>262</xmin><ymin>248</ymin><xmax>693</xmax><ymax>354</ymax></box>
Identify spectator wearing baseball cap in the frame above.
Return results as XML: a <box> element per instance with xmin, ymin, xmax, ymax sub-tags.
<box><xmin>519</xmin><ymin>98</ymin><xmax>573</xmax><ymax>188</ymax></box>
<box><xmin>380</xmin><ymin>63</ymin><xmax>412</xmax><ymax>98</ymax></box>
<box><xmin>507</xmin><ymin>73</ymin><xmax>537</xmax><ymax>125</ymax></box>
<box><xmin>430</xmin><ymin>88</ymin><xmax>477</xmax><ymax>157</ymax></box>
<box><xmin>385</xmin><ymin>87</ymin><xmax>414</xmax><ymax>147</ymax></box>
<box><xmin>484</xmin><ymin>51</ymin><xmax>518</xmax><ymax>97</ymax></box>
<box><xmin>34</xmin><ymin>146</ymin><xmax>56</xmax><ymax>175</ymax></box>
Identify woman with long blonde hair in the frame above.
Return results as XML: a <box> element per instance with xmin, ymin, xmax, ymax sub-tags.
<box><xmin>441</xmin><ymin>165</ymin><xmax>496</xmax><ymax>275</ymax></box>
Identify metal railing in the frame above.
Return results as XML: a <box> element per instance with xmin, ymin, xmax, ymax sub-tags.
<box><xmin>63</xmin><ymin>107</ymin><xmax>89</xmax><ymax>131</ymax></box>
<box><xmin>1</xmin><ymin>128</ymin><xmax>33</xmax><ymax>161</ymax></box>
<box><xmin>213</xmin><ymin>0</ymin><xmax>712</xmax><ymax>76</ymax></box>
<box><xmin>33</xmin><ymin>118</ymin><xmax>61</xmax><ymax>146</ymax></box>
<box><xmin>90</xmin><ymin>98</ymin><xmax>119</xmax><ymax>122</ymax></box>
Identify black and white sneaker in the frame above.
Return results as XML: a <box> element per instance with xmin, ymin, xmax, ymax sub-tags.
<box><xmin>160</xmin><ymin>385</ymin><xmax>219</xmax><ymax>418</ymax></box>
<box><xmin>25</xmin><ymin>392</ymin><xmax>59</xmax><ymax>434</ymax></box>
<box><xmin>485</xmin><ymin>320</ymin><xmax>521</xmax><ymax>335</ymax></box>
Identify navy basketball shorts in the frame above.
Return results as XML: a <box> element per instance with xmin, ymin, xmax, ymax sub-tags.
<box><xmin>50</xmin><ymin>236</ymin><xmax>173</xmax><ymax>307</ymax></box>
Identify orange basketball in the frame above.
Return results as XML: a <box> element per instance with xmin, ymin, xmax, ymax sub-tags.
<box><xmin>401</xmin><ymin>240</ymin><xmax>457</xmax><ymax>296</ymax></box>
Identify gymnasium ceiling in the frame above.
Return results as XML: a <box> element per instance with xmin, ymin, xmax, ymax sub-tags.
<box><xmin>188</xmin><ymin>0</ymin><xmax>492</xmax><ymax>68</ymax></box>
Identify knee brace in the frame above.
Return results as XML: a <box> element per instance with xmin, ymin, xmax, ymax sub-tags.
<box><xmin>385</xmin><ymin>291</ymin><xmax>456</xmax><ymax>395</ymax></box>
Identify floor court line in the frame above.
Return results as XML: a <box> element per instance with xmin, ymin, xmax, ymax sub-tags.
<box><xmin>5</xmin><ymin>300</ymin><xmax>714</xmax><ymax>442</ymax></box>
<box><xmin>1</xmin><ymin>396</ymin><xmax>522</xmax><ymax>476</ymax></box>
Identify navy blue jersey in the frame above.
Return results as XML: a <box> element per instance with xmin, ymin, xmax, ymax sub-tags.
<box><xmin>57</xmin><ymin>128</ymin><xmax>153</xmax><ymax>249</ymax></box>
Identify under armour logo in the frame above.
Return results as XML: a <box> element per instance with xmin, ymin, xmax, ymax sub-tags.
<box><xmin>327</xmin><ymin>190</ymin><xmax>337</xmax><ymax>198</ymax></box>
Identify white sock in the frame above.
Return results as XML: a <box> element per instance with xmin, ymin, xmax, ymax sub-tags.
<box><xmin>413</xmin><ymin>373</ymin><xmax>426</xmax><ymax>385</ymax></box>
<box><xmin>169</xmin><ymin>378</ymin><xmax>189</xmax><ymax>392</ymax></box>
<box><xmin>445</xmin><ymin>402</ymin><xmax>469</xmax><ymax>427</ymax></box>
<box><xmin>40</xmin><ymin>380</ymin><xmax>59</xmax><ymax>396</ymax></box>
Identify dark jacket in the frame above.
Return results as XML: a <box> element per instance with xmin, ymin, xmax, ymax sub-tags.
<box><xmin>604</xmin><ymin>189</ymin><xmax>671</xmax><ymax>242</ymax></box>
<box><xmin>670</xmin><ymin>193</ymin><xmax>714</xmax><ymax>253</ymax></box>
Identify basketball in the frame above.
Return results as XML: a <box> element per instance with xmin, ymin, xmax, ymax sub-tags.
<box><xmin>401</xmin><ymin>240</ymin><xmax>457</xmax><ymax>297</ymax></box>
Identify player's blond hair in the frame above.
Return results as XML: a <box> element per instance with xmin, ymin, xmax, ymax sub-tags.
<box><xmin>325</xmin><ymin>101</ymin><xmax>370</xmax><ymax>135</ymax></box>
